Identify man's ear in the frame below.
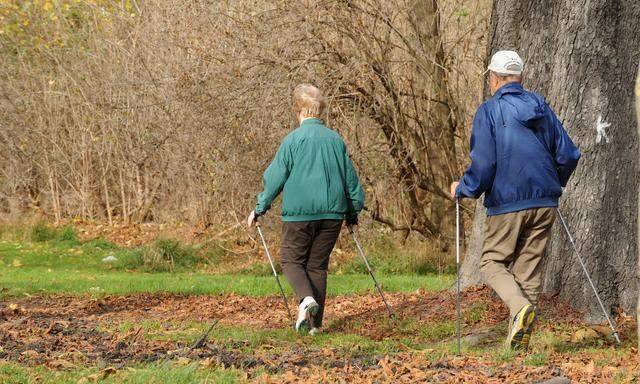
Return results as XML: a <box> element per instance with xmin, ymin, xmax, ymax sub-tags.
<box><xmin>488</xmin><ymin>72</ymin><xmax>496</xmax><ymax>95</ymax></box>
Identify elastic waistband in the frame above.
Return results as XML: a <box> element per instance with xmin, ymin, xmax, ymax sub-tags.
<box><xmin>281</xmin><ymin>213</ymin><xmax>345</xmax><ymax>222</ymax></box>
<box><xmin>487</xmin><ymin>197</ymin><xmax>558</xmax><ymax>216</ymax></box>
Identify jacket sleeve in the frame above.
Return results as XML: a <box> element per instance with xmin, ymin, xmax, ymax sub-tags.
<box><xmin>343</xmin><ymin>143</ymin><xmax>365</xmax><ymax>223</ymax></box>
<box><xmin>547</xmin><ymin>104</ymin><xmax>581</xmax><ymax>187</ymax></box>
<box><xmin>255</xmin><ymin>137</ymin><xmax>293</xmax><ymax>215</ymax></box>
<box><xmin>456</xmin><ymin>104</ymin><xmax>497</xmax><ymax>199</ymax></box>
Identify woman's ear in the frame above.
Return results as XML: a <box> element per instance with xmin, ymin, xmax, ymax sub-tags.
<box><xmin>290</xmin><ymin>110</ymin><xmax>299</xmax><ymax>129</ymax></box>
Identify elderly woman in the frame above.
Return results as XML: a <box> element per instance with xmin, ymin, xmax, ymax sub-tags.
<box><xmin>247</xmin><ymin>84</ymin><xmax>365</xmax><ymax>335</ymax></box>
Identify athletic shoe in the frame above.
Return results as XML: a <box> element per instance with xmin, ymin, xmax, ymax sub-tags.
<box><xmin>506</xmin><ymin>304</ymin><xmax>536</xmax><ymax>350</ymax></box>
<box><xmin>295</xmin><ymin>296</ymin><xmax>319</xmax><ymax>334</ymax></box>
<box><xmin>309</xmin><ymin>327</ymin><xmax>321</xmax><ymax>336</ymax></box>
<box><xmin>521</xmin><ymin>316</ymin><xmax>537</xmax><ymax>350</ymax></box>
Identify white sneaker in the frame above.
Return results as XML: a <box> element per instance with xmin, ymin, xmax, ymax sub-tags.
<box><xmin>309</xmin><ymin>327</ymin><xmax>321</xmax><ymax>336</ymax></box>
<box><xmin>295</xmin><ymin>296</ymin><xmax>319</xmax><ymax>334</ymax></box>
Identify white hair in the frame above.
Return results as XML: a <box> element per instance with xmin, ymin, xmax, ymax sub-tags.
<box><xmin>293</xmin><ymin>84</ymin><xmax>326</xmax><ymax>118</ymax></box>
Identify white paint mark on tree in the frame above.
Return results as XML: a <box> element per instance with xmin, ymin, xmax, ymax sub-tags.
<box><xmin>596</xmin><ymin>115</ymin><xmax>611</xmax><ymax>144</ymax></box>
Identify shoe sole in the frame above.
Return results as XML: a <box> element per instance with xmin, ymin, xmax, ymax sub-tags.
<box><xmin>508</xmin><ymin>305</ymin><xmax>535</xmax><ymax>350</ymax></box>
<box><xmin>296</xmin><ymin>303</ymin><xmax>319</xmax><ymax>334</ymax></box>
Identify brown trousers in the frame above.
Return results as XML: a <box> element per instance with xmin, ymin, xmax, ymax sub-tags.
<box><xmin>481</xmin><ymin>207</ymin><xmax>555</xmax><ymax>318</ymax></box>
<box><xmin>280</xmin><ymin>219</ymin><xmax>342</xmax><ymax>327</ymax></box>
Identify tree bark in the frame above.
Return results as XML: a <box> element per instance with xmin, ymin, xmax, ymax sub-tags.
<box><xmin>635</xmin><ymin>64</ymin><xmax>640</xmax><ymax>351</ymax></box>
<box><xmin>462</xmin><ymin>0</ymin><xmax>640</xmax><ymax>321</ymax></box>
<box><xmin>459</xmin><ymin>197</ymin><xmax>485</xmax><ymax>286</ymax></box>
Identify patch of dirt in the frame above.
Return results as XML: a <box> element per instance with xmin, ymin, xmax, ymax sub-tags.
<box><xmin>0</xmin><ymin>287</ymin><xmax>636</xmax><ymax>383</ymax></box>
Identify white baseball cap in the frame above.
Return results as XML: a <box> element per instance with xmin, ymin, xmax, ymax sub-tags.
<box><xmin>487</xmin><ymin>50</ymin><xmax>524</xmax><ymax>75</ymax></box>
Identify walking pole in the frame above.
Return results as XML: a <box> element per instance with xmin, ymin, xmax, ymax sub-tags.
<box><xmin>556</xmin><ymin>208</ymin><xmax>621</xmax><ymax>345</ymax></box>
<box><xmin>191</xmin><ymin>319</ymin><xmax>219</xmax><ymax>350</ymax></box>
<box><xmin>348</xmin><ymin>226</ymin><xmax>395</xmax><ymax>319</ymax></box>
<box><xmin>256</xmin><ymin>223</ymin><xmax>294</xmax><ymax>326</ymax></box>
<box><xmin>455</xmin><ymin>198</ymin><xmax>462</xmax><ymax>355</ymax></box>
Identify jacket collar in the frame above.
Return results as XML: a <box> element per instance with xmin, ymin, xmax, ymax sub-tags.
<box><xmin>299</xmin><ymin>117</ymin><xmax>323</xmax><ymax>127</ymax></box>
<box><xmin>494</xmin><ymin>82</ymin><xmax>524</xmax><ymax>98</ymax></box>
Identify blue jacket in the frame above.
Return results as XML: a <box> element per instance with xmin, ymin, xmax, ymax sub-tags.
<box><xmin>456</xmin><ymin>82</ymin><xmax>581</xmax><ymax>216</ymax></box>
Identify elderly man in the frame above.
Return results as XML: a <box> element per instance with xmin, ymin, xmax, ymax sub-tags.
<box><xmin>247</xmin><ymin>84</ymin><xmax>365</xmax><ymax>335</ymax></box>
<box><xmin>451</xmin><ymin>51</ymin><xmax>581</xmax><ymax>350</ymax></box>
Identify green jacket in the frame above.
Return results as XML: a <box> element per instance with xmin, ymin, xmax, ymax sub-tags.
<box><xmin>255</xmin><ymin>118</ymin><xmax>365</xmax><ymax>222</ymax></box>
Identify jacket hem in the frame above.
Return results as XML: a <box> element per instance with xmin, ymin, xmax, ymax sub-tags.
<box><xmin>486</xmin><ymin>197</ymin><xmax>558</xmax><ymax>216</ymax></box>
<box><xmin>281</xmin><ymin>213</ymin><xmax>345</xmax><ymax>222</ymax></box>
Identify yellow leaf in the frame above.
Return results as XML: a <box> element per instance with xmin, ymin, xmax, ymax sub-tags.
<box><xmin>8</xmin><ymin>303</ymin><xmax>18</xmax><ymax>310</ymax></box>
<box><xmin>48</xmin><ymin>359</ymin><xmax>75</xmax><ymax>370</ymax></box>
<box><xmin>20</xmin><ymin>350</ymin><xmax>39</xmax><ymax>359</ymax></box>
<box><xmin>11</xmin><ymin>259</ymin><xmax>21</xmax><ymax>267</ymax></box>
<box><xmin>175</xmin><ymin>357</ymin><xmax>191</xmax><ymax>365</ymax></box>
<box><xmin>571</xmin><ymin>327</ymin><xmax>599</xmax><ymax>343</ymax></box>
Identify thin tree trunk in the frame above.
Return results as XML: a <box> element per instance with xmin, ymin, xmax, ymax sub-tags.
<box><xmin>47</xmin><ymin>169</ymin><xmax>61</xmax><ymax>226</ymax></box>
<box><xmin>101</xmin><ymin>172</ymin><xmax>112</xmax><ymax>226</ymax></box>
<box><xmin>44</xmin><ymin>151</ymin><xmax>61</xmax><ymax>225</ymax></box>
<box><xmin>119</xmin><ymin>168</ymin><xmax>129</xmax><ymax>224</ymax></box>
<box><xmin>462</xmin><ymin>0</ymin><xmax>640</xmax><ymax>320</ymax></box>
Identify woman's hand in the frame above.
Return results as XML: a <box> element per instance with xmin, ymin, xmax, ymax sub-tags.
<box><xmin>247</xmin><ymin>211</ymin><xmax>258</xmax><ymax>227</ymax></box>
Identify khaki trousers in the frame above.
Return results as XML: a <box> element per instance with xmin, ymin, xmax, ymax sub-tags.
<box><xmin>481</xmin><ymin>207</ymin><xmax>555</xmax><ymax>318</ymax></box>
<box><xmin>280</xmin><ymin>219</ymin><xmax>343</xmax><ymax>328</ymax></box>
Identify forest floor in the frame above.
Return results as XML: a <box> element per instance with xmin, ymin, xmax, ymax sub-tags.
<box><xmin>0</xmin><ymin>230</ymin><xmax>637</xmax><ymax>383</ymax></box>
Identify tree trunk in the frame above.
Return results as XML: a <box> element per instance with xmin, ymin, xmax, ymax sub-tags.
<box><xmin>635</xmin><ymin>64</ymin><xmax>640</xmax><ymax>351</ymax></box>
<box><xmin>462</xmin><ymin>0</ymin><xmax>640</xmax><ymax>321</ymax></box>
<box><xmin>459</xmin><ymin>197</ymin><xmax>485</xmax><ymax>286</ymax></box>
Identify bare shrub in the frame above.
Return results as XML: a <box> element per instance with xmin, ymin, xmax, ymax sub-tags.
<box><xmin>0</xmin><ymin>0</ymin><xmax>489</xmax><ymax>249</ymax></box>
<box><xmin>139</xmin><ymin>238</ymin><xmax>199</xmax><ymax>272</ymax></box>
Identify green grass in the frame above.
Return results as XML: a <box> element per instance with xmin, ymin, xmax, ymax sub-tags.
<box><xmin>337</xmin><ymin>232</ymin><xmax>453</xmax><ymax>275</ymax></box>
<box><xmin>104</xmin><ymin>319</ymin><xmax>404</xmax><ymax>357</ymax></box>
<box><xmin>0</xmin><ymin>267</ymin><xmax>451</xmax><ymax>297</ymax></box>
<box><xmin>131</xmin><ymin>238</ymin><xmax>203</xmax><ymax>272</ymax></box>
<box><xmin>0</xmin><ymin>239</ymin><xmax>453</xmax><ymax>297</ymax></box>
<box><xmin>3</xmin><ymin>229</ymin><xmax>634</xmax><ymax>382</ymax></box>
<box><xmin>493</xmin><ymin>349</ymin><xmax>518</xmax><ymax>363</ymax></box>
<box><xmin>101</xmin><ymin>319</ymin><xmax>297</xmax><ymax>349</ymax></box>
<box><xmin>523</xmin><ymin>352</ymin><xmax>548</xmax><ymax>366</ymax></box>
<box><xmin>0</xmin><ymin>361</ymin><xmax>246</xmax><ymax>384</ymax></box>
<box><xmin>419</xmin><ymin>320</ymin><xmax>457</xmax><ymax>340</ymax></box>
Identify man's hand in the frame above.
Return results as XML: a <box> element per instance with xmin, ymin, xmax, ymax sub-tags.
<box><xmin>246</xmin><ymin>210</ymin><xmax>258</xmax><ymax>227</ymax></box>
<box><xmin>450</xmin><ymin>181</ymin><xmax>460</xmax><ymax>199</ymax></box>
